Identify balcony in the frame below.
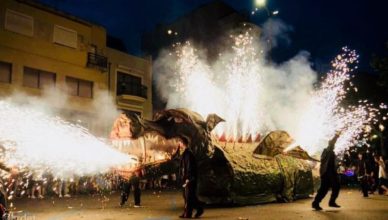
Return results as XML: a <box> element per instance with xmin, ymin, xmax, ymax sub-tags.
<box><xmin>87</xmin><ymin>52</ymin><xmax>108</xmax><ymax>71</ymax></box>
<box><xmin>117</xmin><ymin>83</ymin><xmax>148</xmax><ymax>99</ymax></box>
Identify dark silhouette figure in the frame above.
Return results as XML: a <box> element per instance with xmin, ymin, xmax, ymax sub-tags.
<box><xmin>119</xmin><ymin>176</ymin><xmax>131</xmax><ymax>207</ymax></box>
<box><xmin>179</xmin><ymin>143</ymin><xmax>204</xmax><ymax>218</ymax></box>
<box><xmin>0</xmin><ymin>161</ymin><xmax>15</xmax><ymax>218</ymax></box>
<box><xmin>120</xmin><ymin>169</ymin><xmax>142</xmax><ymax>207</ymax></box>
<box><xmin>131</xmin><ymin>169</ymin><xmax>142</xmax><ymax>207</ymax></box>
<box><xmin>357</xmin><ymin>153</ymin><xmax>370</xmax><ymax>197</ymax></box>
<box><xmin>312</xmin><ymin>133</ymin><xmax>341</xmax><ymax>211</ymax></box>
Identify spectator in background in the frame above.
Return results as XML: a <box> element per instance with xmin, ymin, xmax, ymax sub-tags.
<box><xmin>0</xmin><ymin>160</ymin><xmax>18</xmax><ymax>212</ymax></box>
<box><xmin>69</xmin><ymin>176</ymin><xmax>79</xmax><ymax>195</ymax></box>
<box><xmin>56</xmin><ymin>178</ymin><xmax>71</xmax><ymax>198</ymax></box>
<box><xmin>337</xmin><ymin>162</ymin><xmax>347</xmax><ymax>185</ymax></box>
<box><xmin>343</xmin><ymin>150</ymin><xmax>351</xmax><ymax>167</ymax></box>
<box><xmin>357</xmin><ymin>153</ymin><xmax>370</xmax><ymax>197</ymax></box>
<box><xmin>170</xmin><ymin>173</ymin><xmax>178</xmax><ymax>189</ymax></box>
<box><xmin>161</xmin><ymin>174</ymin><xmax>169</xmax><ymax>189</ymax></box>
<box><xmin>375</xmin><ymin>155</ymin><xmax>388</xmax><ymax>195</ymax></box>
<box><xmin>28</xmin><ymin>172</ymin><xmax>44</xmax><ymax>199</ymax></box>
<box><xmin>370</xmin><ymin>153</ymin><xmax>380</xmax><ymax>193</ymax></box>
<box><xmin>131</xmin><ymin>169</ymin><xmax>142</xmax><ymax>207</ymax></box>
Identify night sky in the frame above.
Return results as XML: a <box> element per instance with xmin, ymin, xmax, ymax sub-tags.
<box><xmin>38</xmin><ymin>0</ymin><xmax>388</xmax><ymax>72</ymax></box>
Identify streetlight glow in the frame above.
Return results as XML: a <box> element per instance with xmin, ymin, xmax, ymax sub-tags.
<box><xmin>255</xmin><ymin>0</ymin><xmax>266</xmax><ymax>7</ymax></box>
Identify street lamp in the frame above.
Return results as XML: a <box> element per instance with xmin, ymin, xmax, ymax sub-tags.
<box><xmin>255</xmin><ymin>0</ymin><xmax>266</xmax><ymax>7</ymax></box>
<box><xmin>253</xmin><ymin>0</ymin><xmax>271</xmax><ymax>17</ymax></box>
<box><xmin>252</xmin><ymin>0</ymin><xmax>278</xmax><ymax>62</ymax></box>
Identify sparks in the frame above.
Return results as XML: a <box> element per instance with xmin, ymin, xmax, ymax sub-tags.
<box><xmin>223</xmin><ymin>32</ymin><xmax>263</xmax><ymax>141</ymax></box>
<box><xmin>169</xmin><ymin>33</ymin><xmax>264</xmax><ymax>142</ymax></box>
<box><xmin>0</xmin><ymin>100</ymin><xmax>134</xmax><ymax>179</ymax></box>
<box><xmin>289</xmin><ymin>47</ymin><xmax>380</xmax><ymax>155</ymax></box>
<box><xmin>161</xmin><ymin>32</ymin><xmax>383</xmax><ymax>156</ymax></box>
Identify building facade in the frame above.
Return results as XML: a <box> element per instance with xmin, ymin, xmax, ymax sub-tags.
<box><xmin>0</xmin><ymin>0</ymin><xmax>152</xmax><ymax>136</ymax></box>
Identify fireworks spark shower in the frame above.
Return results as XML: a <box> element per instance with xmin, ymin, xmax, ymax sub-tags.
<box><xmin>0</xmin><ymin>100</ymin><xmax>134</xmax><ymax>179</ymax></box>
<box><xmin>289</xmin><ymin>47</ymin><xmax>383</xmax><ymax>154</ymax></box>
<box><xmin>156</xmin><ymin>31</ymin><xmax>385</xmax><ymax>156</ymax></box>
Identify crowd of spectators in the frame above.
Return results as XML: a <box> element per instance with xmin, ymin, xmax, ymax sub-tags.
<box><xmin>1</xmin><ymin>170</ymin><xmax>179</xmax><ymax>201</ymax></box>
<box><xmin>338</xmin><ymin>145</ymin><xmax>388</xmax><ymax>196</ymax></box>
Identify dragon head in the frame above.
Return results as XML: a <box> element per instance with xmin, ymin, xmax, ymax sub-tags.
<box><xmin>129</xmin><ymin>108</ymin><xmax>224</xmax><ymax>161</ymax></box>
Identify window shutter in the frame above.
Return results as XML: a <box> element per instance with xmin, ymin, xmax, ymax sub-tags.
<box><xmin>53</xmin><ymin>25</ymin><xmax>77</xmax><ymax>48</ymax></box>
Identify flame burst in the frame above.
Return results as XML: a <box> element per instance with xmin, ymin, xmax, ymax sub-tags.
<box><xmin>0</xmin><ymin>100</ymin><xmax>134</xmax><ymax>179</ymax></box>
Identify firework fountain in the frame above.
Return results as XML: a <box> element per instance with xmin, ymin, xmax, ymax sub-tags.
<box><xmin>0</xmin><ymin>100</ymin><xmax>135</xmax><ymax>179</ymax></box>
<box><xmin>165</xmin><ymin>32</ymin><xmax>266</xmax><ymax>142</ymax></box>
<box><xmin>156</xmin><ymin>30</ymin><xmax>386</xmax><ymax>156</ymax></box>
<box><xmin>289</xmin><ymin>48</ymin><xmax>384</xmax><ymax>154</ymax></box>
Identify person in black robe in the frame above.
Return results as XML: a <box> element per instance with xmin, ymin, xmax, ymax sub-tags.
<box><xmin>312</xmin><ymin>133</ymin><xmax>341</xmax><ymax>211</ymax></box>
<box><xmin>357</xmin><ymin>153</ymin><xmax>370</xmax><ymax>197</ymax></box>
<box><xmin>179</xmin><ymin>140</ymin><xmax>204</xmax><ymax>218</ymax></box>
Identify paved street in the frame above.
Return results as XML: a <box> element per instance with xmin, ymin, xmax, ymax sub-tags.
<box><xmin>7</xmin><ymin>188</ymin><xmax>388</xmax><ymax>220</ymax></box>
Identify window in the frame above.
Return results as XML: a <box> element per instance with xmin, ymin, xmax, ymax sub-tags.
<box><xmin>53</xmin><ymin>25</ymin><xmax>77</xmax><ymax>48</ymax></box>
<box><xmin>117</xmin><ymin>72</ymin><xmax>145</xmax><ymax>97</ymax></box>
<box><xmin>23</xmin><ymin>67</ymin><xmax>56</xmax><ymax>89</ymax></box>
<box><xmin>66</xmin><ymin>77</ymin><xmax>93</xmax><ymax>98</ymax></box>
<box><xmin>66</xmin><ymin>77</ymin><xmax>78</xmax><ymax>96</ymax></box>
<box><xmin>0</xmin><ymin>61</ymin><xmax>12</xmax><ymax>83</ymax></box>
<box><xmin>5</xmin><ymin>9</ymin><xmax>34</xmax><ymax>36</ymax></box>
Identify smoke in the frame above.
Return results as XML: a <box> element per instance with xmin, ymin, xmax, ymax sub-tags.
<box><xmin>152</xmin><ymin>20</ymin><xmax>384</xmax><ymax>157</ymax></box>
<box><xmin>2</xmin><ymin>86</ymin><xmax>121</xmax><ymax>130</ymax></box>
<box><xmin>92</xmin><ymin>90</ymin><xmax>121</xmax><ymax>136</ymax></box>
<box><xmin>3</xmin><ymin>86</ymin><xmax>68</xmax><ymax>113</ymax></box>
<box><xmin>154</xmin><ymin>28</ymin><xmax>383</xmax><ymax>156</ymax></box>
<box><xmin>261</xmin><ymin>18</ymin><xmax>293</xmax><ymax>50</ymax></box>
<box><xmin>154</xmin><ymin>27</ymin><xmax>318</xmax><ymax>144</ymax></box>
<box><xmin>260</xmin><ymin>51</ymin><xmax>317</xmax><ymax>133</ymax></box>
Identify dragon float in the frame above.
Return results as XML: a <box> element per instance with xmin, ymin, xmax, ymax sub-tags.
<box><xmin>112</xmin><ymin>108</ymin><xmax>318</xmax><ymax>205</ymax></box>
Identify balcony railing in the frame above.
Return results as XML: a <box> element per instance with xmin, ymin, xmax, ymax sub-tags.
<box><xmin>87</xmin><ymin>52</ymin><xmax>108</xmax><ymax>71</ymax></box>
<box><xmin>117</xmin><ymin>83</ymin><xmax>148</xmax><ymax>99</ymax></box>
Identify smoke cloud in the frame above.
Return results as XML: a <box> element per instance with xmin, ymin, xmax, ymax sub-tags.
<box><xmin>261</xmin><ymin>18</ymin><xmax>293</xmax><ymax>49</ymax></box>
<box><xmin>154</xmin><ymin>23</ymin><xmax>322</xmax><ymax>154</ymax></box>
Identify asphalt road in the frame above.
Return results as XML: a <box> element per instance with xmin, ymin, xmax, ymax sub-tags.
<box><xmin>7</xmin><ymin>188</ymin><xmax>388</xmax><ymax>220</ymax></box>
